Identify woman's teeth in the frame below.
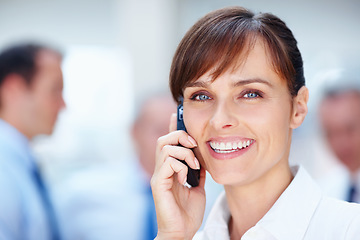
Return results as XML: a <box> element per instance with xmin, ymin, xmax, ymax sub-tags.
<box><xmin>210</xmin><ymin>140</ymin><xmax>254</xmax><ymax>153</ymax></box>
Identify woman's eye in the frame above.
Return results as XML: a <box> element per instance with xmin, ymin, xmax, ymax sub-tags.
<box><xmin>193</xmin><ymin>94</ymin><xmax>211</xmax><ymax>101</ymax></box>
<box><xmin>243</xmin><ymin>92</ymin><xmax>260</xmax><ymax>99</ymax></box>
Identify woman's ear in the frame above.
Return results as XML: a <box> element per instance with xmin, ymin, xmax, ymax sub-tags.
<box><xmin>290</xmin><ymin>86</ymin><xmax>309</xmax><ymax>129</ymax></box>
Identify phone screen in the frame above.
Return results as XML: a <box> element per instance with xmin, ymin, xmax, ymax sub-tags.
<box><xmin>177</xmin><ymin>97</ymin><xmax>200</xmax><ymax>187</ymax></box>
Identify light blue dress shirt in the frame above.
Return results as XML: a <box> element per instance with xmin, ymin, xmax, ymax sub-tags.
<box><xmin>55</xmin><ymin>160</ymin><xmax>157</xmax><ymax>240</ymax></box>
<box><xmin>0</xmin><ymin>119</ymin><xmax>52</xmax><ymax>240</ymax></box>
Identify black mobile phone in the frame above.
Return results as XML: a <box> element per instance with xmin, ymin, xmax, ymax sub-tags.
<box><xmin>177</xmin><ymin>97</ymin><xmax>200</xmax><ymax>187</ymax></box>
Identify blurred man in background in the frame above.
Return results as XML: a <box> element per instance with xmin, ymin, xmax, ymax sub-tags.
<box><xmin>318</xmin><ymin>71</ymin><xmax>360</xmax><ymax>203</ymax></box>
<box><xmin>0</xmin><ymin>43</ymin><xmax>65</xmax><ymax>240</ymax></box>
<box><xmin>56</xmin><ymin>93</ymin><xmax>176</xmax><ymax>240</ymax></box>
<box><xmin>129</xmin><ymin>93</ymin><xmax>178</xmax><ymax>239</ymax></box>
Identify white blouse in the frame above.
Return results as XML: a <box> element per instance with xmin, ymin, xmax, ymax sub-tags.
<box><xmin>195</xmin><ymin>166</ymin><xmax>360</xmax><ymax>240</ymax></box>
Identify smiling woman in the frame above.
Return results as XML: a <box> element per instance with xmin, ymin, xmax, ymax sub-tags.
<box><xmin>150</xmin><ymin>6</ymin><xmax>360</xmax><ymax>240</ymax></box>
<box><xmin>182</xmin><ymin>40</ymin><xmax>299</xmax><ymax>186</ymax></box>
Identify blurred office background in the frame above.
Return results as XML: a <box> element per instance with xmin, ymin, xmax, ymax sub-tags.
<box><xmin>0</xmin><ymin>0</ymin><xmax>359</xmax><ymax>236</ymax></box>
<box><xmin>0</xmin><ymin>0</ymin><xmax>358</xmax><ymax>179</ymax></box>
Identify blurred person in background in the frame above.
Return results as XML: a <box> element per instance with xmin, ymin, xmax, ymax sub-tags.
<box><xmin>129</xmin><ymin>93</ymin><xmax>178</xmax><ymax>239</ymax></box>
<box><xmin>318</xmin><ymin>71</ymin><xmax>360</xmax><ymax>203</ymax></box>
<box><xmin>56</xmin><ymin>93</ymin><xmax>176</xmax><ymax>240</ymax></box>
<box><xmin>0</xmin><ymin>43</ymin><xmax>65</xmax><ymax>240</ymax></box>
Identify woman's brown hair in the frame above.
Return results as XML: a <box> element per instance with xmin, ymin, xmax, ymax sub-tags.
<box><xmin>170</xmin><ymin>6</ymin><xmax>305</xmax><ymax>103</ymax></box>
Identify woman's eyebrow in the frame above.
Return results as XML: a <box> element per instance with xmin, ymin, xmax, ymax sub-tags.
<box><xmin>185</xmin><ymin>81</ymin><xmax>209</xmax><ymax>88</ymax></box>
<box><xmin>233</xmin><ymin>78</ymin><xmax>274</xmax><ymax>88</ymax></box>
<box><xmin>185</xmin><ymin>78</ymin><xmax>274</xmax><ymax>88</ymax></box>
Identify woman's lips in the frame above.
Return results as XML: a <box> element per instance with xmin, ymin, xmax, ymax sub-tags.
<box><xmin>207</xmin><ymin>138</ymin><xmax>255</xmax><ymax>160</ymax></box>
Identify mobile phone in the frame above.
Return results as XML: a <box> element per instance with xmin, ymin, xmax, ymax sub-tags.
<box><xmin>177</xmin><ymin>97</ymin><xmax>200</xmax><ymax>187</ymax></box>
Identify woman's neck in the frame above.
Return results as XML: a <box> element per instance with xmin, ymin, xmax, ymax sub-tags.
<box><xmin>225</xmin><ymin>161</ymin><xmax>293</xmax><ymax>239</ymax></box>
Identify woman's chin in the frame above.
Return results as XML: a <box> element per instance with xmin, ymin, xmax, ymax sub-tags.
<box><xmin>206</xmin><ymin>167</ymin><xmax>249</xmax><ymax>186</ymax></box>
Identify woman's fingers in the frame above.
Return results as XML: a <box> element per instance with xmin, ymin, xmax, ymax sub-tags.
<box><xmin>156</xmin><ymin>130</ymin><xmax>197</xmax><ymax>155</ymax></box>
<box><xmin>159</xmin><ymin>145</ymin><xmax>200</xmax><ymax>170</ymax></box>
<box><xmin>151</xmin><ymin>156</ymin><xmax>189</xmax><ymax>190</ymax></box>
<box><xmin>154</xmin><ymin>118</ymin><xmax>200</xmax><ymax>189</ymax></box>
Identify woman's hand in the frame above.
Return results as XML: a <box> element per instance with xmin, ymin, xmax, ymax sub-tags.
<box><xmin>151</xmin><ymin>113</ymin><xmax>206</xmax><ymax>240</ymax></box>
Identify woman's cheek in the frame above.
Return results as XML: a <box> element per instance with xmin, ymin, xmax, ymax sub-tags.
<box><xmin>184</xmin><ymin>109</ymin><xmax>206</xmax><ymax>135</ymax></box>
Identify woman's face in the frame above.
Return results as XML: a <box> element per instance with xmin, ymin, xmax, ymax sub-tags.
<box><xmin>183</xmin><ymin>40</ymin><xmax>300</xmax><ymax>186</ymax></box>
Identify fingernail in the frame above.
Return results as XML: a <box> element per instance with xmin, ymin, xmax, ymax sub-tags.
<box><xmin>194</xmin><ymin>157</ymin><xmax>200</xmax><ymax>170</ymax></box>
<box><xmin>183</xmin><ymin>177</ymin><xmax>188</xmax><ymax>186</ymax></box>
<box><xmin>183</xmin><ymin>181</ymin><xmax>192</xmax><ymax>189</ymax></box>
<box><xmin>188</xmin><ymin>136</ymin><xmax>197</xmax><ymax>147</ymax></box>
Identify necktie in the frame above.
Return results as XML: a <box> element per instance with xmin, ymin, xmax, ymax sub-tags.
<box><xmin>145</xmin><ymin>185</ymin><xmax>157</xmax><ymax>240</ymax></box>
<box><xmin>31</xmin><ymin>164</ymin><xmax>61</xmax><ymax>240</ymax></box>
<box><xmin>347</xmin><ymin>184</ymin><xmax>357</xmax><ymax>203</ymax></box>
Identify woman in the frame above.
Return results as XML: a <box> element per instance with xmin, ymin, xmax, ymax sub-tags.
<box><xmin>151</xmin><ymin>6</ymin><xmax>360</xmax><ymax>239</ymax></box>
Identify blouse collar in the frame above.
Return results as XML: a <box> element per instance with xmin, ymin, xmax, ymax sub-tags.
<box><xmin>201</xmin><ymin>166</ymin><xmax>322</xmax><ymax>240</ymax></box>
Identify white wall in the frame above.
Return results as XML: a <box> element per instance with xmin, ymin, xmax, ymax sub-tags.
<box><xmin>0</xmin><ymin>0</ymin><xmax>120</xmax><ymax>46</ymax></box>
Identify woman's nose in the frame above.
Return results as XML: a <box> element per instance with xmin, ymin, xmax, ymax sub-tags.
<box><xmin>209</xmin><ymin>101</ymin><xmax>238</xmax><ymax>131</ymax></box>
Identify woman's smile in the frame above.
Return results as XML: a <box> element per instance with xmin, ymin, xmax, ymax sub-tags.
<box><xmin>207</xmin><ymin>137</ymin><xmax>255</xmax><ymax>160</ymax></box>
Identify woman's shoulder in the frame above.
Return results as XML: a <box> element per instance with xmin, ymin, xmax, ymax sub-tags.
<box><xmin>307</xmin><ymin>196</ymin><xmax>360</xmax><ymax>239</ymax></box>
<box><xmin>318</xmin><ymin>196</ymin><xmax>360</xmax><ymax>219</ymax></box>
